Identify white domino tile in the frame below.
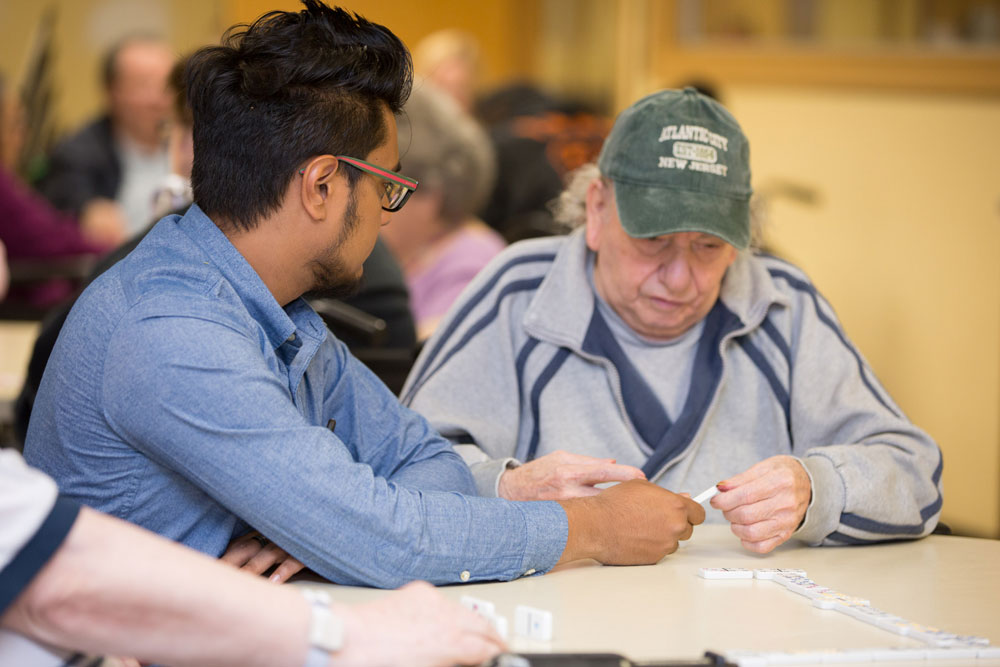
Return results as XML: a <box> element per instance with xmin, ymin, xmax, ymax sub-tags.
<box><xmin>514</xmin><ymin>604</ymin><xmax>553</xmax><ymax>642</ymax></box>
<box><xmin>699</xmin><ymin>567</ymin><xmax>754</xmax><ymax>579</ymax></box>
<box><xmin>754</xmin><ymin>568</ymin><xmax>808</xmax><ymax>580</ymax></box>
<box><xmin>760</xmin><ymin>650</ymin><xmax>830</xmax><ymax>665</ymax></box>
<box><xmin>460</xmin><ymin>595</ymin><xmax>495</xmax><ymax>618</ymax></box>
<box><xmin>868</xmin><ymin>647</ymin><xmax>930</xmax><ymax>661</ymax></box>
<box><xmin>492</xmin><ymin>615</ymin><xmax>508</xmax><ymax>640</ymax></box>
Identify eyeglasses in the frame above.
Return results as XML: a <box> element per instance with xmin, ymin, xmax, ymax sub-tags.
<box><xmin>335</xmin><ymin>155</ymin><xmax>418</xmax><ymax>212</ymax></box>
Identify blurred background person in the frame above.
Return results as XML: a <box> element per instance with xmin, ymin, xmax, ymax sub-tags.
<box><xmin>0</xmin><ymin>73</ymin><xmax>111</xmax><ymax>315</ymax></box>
<box><xmin>412</xmin><ymin>28</ymin><xmax>481</xmax><ymax>113</ymax></box>
<box><xmin>474</xmin><ymin>83</ymin><xmax>610</xmax><ymax>244</ymax></box>
<box><xmin>381</xmin><ymin>85</ymin><xmax>504</xmax><ymax>341</ymax></box>
<box><xmin>149</xmin><ymin>53</ymin><xmax>194</xmax><ymax>221</ymax></box>
<box><xmin>36</xmin><ymin>34</ymin><xmax>174</xmax><ymax>243</ymax></box>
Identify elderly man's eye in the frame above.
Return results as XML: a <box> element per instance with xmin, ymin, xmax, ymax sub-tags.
<box><xmin>635</xmin><ymin>237</ymin><xmax>667</xmax><ymax>253</ymax></box>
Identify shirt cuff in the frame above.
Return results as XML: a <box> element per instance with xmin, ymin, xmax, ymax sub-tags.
<box><xmin>794</xmin><ymin>454</ymin><xmax>846</xmax><ymax>545</ymax></box>
<box><xmin>511</xmin><ymin>499</ymin><xmax>568</xmax><ymax>577</ymax></box>
<box><xmin>0</xmin><ymin>496</ymin><xmax>81</xmax><ymax>615</ymax></box>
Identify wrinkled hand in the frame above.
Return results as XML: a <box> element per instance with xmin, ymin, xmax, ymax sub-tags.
<box><xmin>498</xmin><ymin>450</ymin><xmax>646</xmax><ymax>501</ymax></box>
<box><xmin>220</xmin><ymin>532</ymin><xmax>305</xmax><ymax>583</ymax></box>
<box><xmin>712</xmin><ymin>455</ymin><xmax>812</xmax><ymax>554</ymax></box>
<box><xmin>558</xmin><ymin>479</ymin><xmax>705</xmax><ymax>566</ymax></box>
<box><xmin>333</xmin><ymin>581</ymin><xmax>505</xmax><ymax>666</ymax></box>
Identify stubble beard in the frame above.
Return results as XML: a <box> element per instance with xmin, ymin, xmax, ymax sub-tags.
<box><xmin>305</xmin><ymin>188</ymin><xmax>364</xmax><ymax>300</ymax></box>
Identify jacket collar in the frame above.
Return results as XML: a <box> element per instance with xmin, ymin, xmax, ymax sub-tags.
<box><xmin>175</xmin><ymin>203</ymin><xmax>326</xmax><ymax>350</ymax></box>
<box><xmin>523</xmin><ymin>228</ymin><xmax>787</xmax><ymax>349</ymax></box>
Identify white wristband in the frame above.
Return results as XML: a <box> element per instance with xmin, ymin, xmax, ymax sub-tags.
<box><xmin>300</xmin><ymin>588</ymin><xmax>343</xmax><ymax>667</ymax></box>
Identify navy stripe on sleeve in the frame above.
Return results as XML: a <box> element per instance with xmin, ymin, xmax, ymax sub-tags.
<box><xmin>767</xmin><ymin>269</ymin><xmax>900</xmax><ymax>419</ymax></box>
<box><xmin>836</xmin><ymin>453</ymin><xmax>943</xmax><ymax>536</ymax></box>
<box><xmin>736</xmin><ymin>335</ymin><xmax>792</xmax><ymax>440</ymax></box>
<box><xmin>525</xmin><ymin>348</ymin><xmax>573</xmax><ymax>461</ymax></box>
<box><xmin>826</xmin><ymin>531</ymin><xmax>913</xmax><ymax>546</ymax></box>
<box><xmin>513</xmin><ymin>337</ymin><xmax>542</xmax><ymax>460</ymax></box>
<box><xmin>760</xmin><ymin>317</ymin><xmax>792</xmax><ymax>367</ymax></box>
<box><xmin>403</xmin><ymin>253</ymin><xmax>555</xmax><ymax>403</ymax></box>
<box><xmin>515</xmin><ymin>336</ymin><xmax>541</xmax><ymax>402</ymax></box>
<box><xmin>0</xmin><ymin>496</ymin><xmax>81</xmax><ymax>615</ymax></box>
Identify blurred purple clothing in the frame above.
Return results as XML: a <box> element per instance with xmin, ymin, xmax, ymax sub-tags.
<box><xmin>408</xmin><ymin>223</ymin><xmax>505</xmax><ymax>333</ymax></box>
<box><xmin>0</xmin><ymin>168</ymin><xmax>108</xmax><ymax>307</ymax></box>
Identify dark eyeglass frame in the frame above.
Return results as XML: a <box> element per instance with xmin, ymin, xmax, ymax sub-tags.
<box><xmin>335</xmin><ymin>155</ymin><xmax>418</xmax><ymax>212</ymax></box>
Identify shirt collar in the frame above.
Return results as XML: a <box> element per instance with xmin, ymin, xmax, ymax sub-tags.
<box><xmin>176</xmin><ymin>203</ymin><xmax>326</xmax><ymax>349</ymax></box>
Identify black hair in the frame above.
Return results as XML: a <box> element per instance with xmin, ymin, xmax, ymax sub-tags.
<box><xmin>167</xmin><ymin>55</ymin><xmax>192</xmax><ymax>127</ymax></box>
<box><xmin>185</xmin><ymin>0</ymin><xmax>413</xmax><ymax>231</ymax></box>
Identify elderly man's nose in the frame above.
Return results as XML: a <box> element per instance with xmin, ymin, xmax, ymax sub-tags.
<box><xmin>660</xmin><ymin>253</ymin><xmax>693</xmax><ymax>290</ymax></box>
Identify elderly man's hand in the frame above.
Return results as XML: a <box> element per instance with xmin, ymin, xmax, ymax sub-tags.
<box><xmin>711</xmin><ymin>455</ymin><xmax>812</xmax><ymax>553</ymax></box>
<box><xmin>334</xmin><ymin>581</ymin><xmax>506</xmax><ymax>666</ymax></box>
<box><xmin>498</xmin><ymin>450</ymin><xmax>646</xmax><ymax>501</ymax></box>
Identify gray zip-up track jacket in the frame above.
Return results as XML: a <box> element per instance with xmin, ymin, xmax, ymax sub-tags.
<box><xmin>402</xmin><ymin>230</ymin><xmax>942</xmax><ymax>545</ymax></box>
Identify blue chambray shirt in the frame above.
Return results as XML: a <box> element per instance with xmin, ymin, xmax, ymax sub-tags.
<box><xmin>24</xmin><ymin>204</ymin><xmax>567</xmax><ymax>587</ymax></box>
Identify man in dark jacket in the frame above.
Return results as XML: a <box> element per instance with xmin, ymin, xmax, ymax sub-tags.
<box><xmin>37</xmin><ymin>36</ymin><xmax>173</xmax><ymax>242</ymax></box>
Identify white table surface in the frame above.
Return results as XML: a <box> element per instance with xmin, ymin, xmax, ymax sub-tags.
<box><xmin>302</xmin><ymin>524</ymin><xmax>1000</xmax><ymax>664</ymax></box>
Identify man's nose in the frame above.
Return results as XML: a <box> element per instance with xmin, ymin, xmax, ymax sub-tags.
<box><xmin>659</xmin><ymin>250</ymin><xmax>693</xmax><ymax>293</ymax></box>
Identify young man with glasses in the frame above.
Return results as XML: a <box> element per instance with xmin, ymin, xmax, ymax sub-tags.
<box><xmin>24</xmin><ymin>0</ymin><xmax>703</xmax><ymax>592</ymax></box>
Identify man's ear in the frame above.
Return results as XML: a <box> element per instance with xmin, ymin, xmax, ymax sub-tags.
<box><xmin>298</xmin><ymin>155</ymin><xmax>343</xmax><ymax>221</ymax></box>
<box><xmin>584</xmin><ymin>177</ymin><xmax>611</xmax><ymax>252</ymax></box>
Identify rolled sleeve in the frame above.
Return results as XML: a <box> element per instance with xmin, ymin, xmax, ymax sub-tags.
<box><xmin>794</xmin><ymin>455</ymin><xmax>845</xmax><ymax>545</ymax></box>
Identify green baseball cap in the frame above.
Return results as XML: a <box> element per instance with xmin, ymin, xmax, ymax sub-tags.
<box><xmin>597</xmin><ymin>87</ymin><xmax>752</xmax><ymax>249</ymax></box>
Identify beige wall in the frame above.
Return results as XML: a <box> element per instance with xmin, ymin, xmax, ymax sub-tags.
<box><xmin>0</xmin><ymin>0</ymin><xmax>222</xmax><ymax>136</ymax></box>
<box><xmin>0</xmin><ymin>0</ymin><xmax>543</xmax><ymax>135</ymax></box>
<box><xmin>226</xmin><ymin>0</ymin><xmax>539</xmax><ymax>93</ymax></box>
<box><xmin>725</xmin><ymin>86</ymin><xmax>1000</xmax><ymax>537</ymax></box>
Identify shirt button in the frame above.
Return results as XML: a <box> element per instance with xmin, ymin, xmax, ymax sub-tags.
<box><xmin>460</xmin><ymin>570</ymin><xmax>471</xmax><ymax>582</ymax></box>
<box><xmin>287</xmin><ymin>333</ymin><xmax>296</xmax><ymax>342</ymax></box>
<box><xmin>523</xmin><ymin>569</ymin><xmax>536</xmax><ymax>576</ymax></box>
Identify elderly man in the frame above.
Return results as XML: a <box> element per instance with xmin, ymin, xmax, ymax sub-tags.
<box><xmin>25</xmin><ymin>2</ymin><xmax>702</xmax><ymax>590</ymax></box>
<box><xmin>402</xmin><ymin>87</ymin><xmax>942</xmax><ymax>553</ymax></box>
<box><xmin>38</xmin><ymin>35</ymin><xmax>174</xmax><ymax>241</ymax></box>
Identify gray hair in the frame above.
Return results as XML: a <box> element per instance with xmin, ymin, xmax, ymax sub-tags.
<box><xmin>397</xmin><ymin>85</ymin><xmax>495</xmax><ymax>225</ymax></box>
<box><xmin>551</xmin><ymin>163</ymin><xmax>601</xmax><ymax>231</ymax></box>
<box><xmin>551</xmin><ymin>162</ymin><xmax>766</xmax><ymax>249</ymax></box>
